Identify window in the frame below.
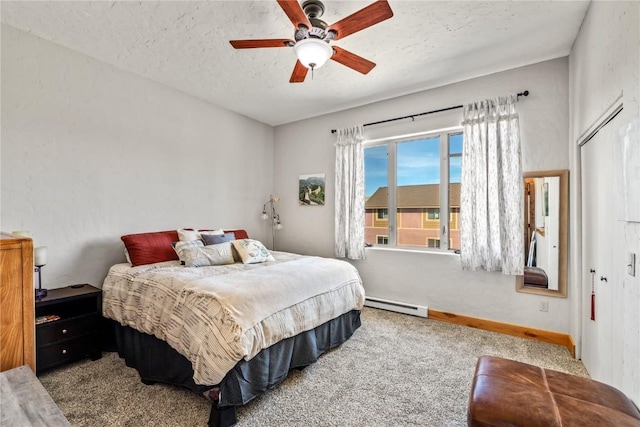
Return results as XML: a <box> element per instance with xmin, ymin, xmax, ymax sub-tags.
<box><xmin>427</xmin><ymin>238</ymin><xmax>441</xmax><ymax>248</ymax></box>
<box><xmin>364</xmin><ymin>128</ymin><xmax>463</xmax><ymax>250</ymax></box>
<box><xmin>365</xmin><ymin>144</ymin><xmax>389</xmax><ymax>245</ymax></box>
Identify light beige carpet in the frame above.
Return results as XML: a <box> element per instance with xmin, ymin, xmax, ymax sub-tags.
<box><xmin>39</xmin><ymin>307</ymin><xmax>588</xmax><ymax>426</ymax></box>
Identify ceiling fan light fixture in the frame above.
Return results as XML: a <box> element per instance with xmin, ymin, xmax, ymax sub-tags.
<box><xmin>230</xmin><ymin>0</ymin><xmax>393</xmax><ymax>82</ymax></box>
<box><xmin>294</xmin><ymin>38</ymin><xmax>333</xmax><ymax>69</ymax></box>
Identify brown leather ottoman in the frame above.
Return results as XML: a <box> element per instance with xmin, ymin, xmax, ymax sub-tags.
<box><xmin>523</xmin><ymin>266</ymin><xmax>548</xmax><ymax>288</ymax></box>
<box><xmin>468</xmin><ymin>355</ymin><xmax>640</xmax><ymax>427</ymax></box>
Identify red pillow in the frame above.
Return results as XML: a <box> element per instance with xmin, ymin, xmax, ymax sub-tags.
<box><xmin>121</xmin><ymin>230</ymin><xmax>179</xmax><ymax>267</ymax></box>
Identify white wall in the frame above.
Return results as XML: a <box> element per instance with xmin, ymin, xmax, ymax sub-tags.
<box><xmin>569</xmin><ymin>1</ymin><xmax>640</xmax><ymax>405</ymax></box>
<box><xmin>274</xmin><ymin>58</ymin><xmax>571</xmax><ymax>332</ymax></box>
<box><xmin>0</xmin><ymin>24</ymin><xmax>275</xmax><ymax>289</ymax></box>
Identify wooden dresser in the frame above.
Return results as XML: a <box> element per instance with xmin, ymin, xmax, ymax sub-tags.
<box><xmin>0</xmin><ymin>232</ymin><xmax>35</xmax><ymax>372</ymax></box>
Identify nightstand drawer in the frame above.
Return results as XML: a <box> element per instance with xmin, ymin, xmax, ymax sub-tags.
<box><xmin>36</xmin><ymin>314</ymin><xmax>99</xmax><ymax>346</ymax></box>
<box><xmin>37</xmin><ymin>336</ymin><xmax>98</xmax><ymax>371</ymax></box>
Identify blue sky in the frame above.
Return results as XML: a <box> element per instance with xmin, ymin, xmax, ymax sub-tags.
<box><xmin>364</xmin><ymin>133</ymin><xmax>463</xmax><ymax>197</ymax></box>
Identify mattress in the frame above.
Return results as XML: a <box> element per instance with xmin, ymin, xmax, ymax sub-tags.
<box><xmin>102</xmin><ymin>251</ymin><xmax>365</xmax><ymax>385</ymax></box>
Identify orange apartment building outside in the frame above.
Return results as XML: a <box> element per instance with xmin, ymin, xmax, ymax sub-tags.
<box><xmin>365</xmin><ymin>183</ymin><xmax>461</xmax><ymax>249</ymax></box>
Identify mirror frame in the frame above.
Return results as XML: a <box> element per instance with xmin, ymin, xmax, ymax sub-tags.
<box><xmin>516</xmin><ymin>169</ymin><xmax>569</xmax><ymax>298</ymax></box>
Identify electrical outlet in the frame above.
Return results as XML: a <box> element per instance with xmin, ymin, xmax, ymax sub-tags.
<box><xmin>539</xmin><ymin>301</ymin><xmax>549</xmax><ymax>312</ymax></box>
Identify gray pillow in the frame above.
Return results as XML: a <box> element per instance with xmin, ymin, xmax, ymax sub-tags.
<box><xmin>202</xmin><ymin>232</ymin><xmax>235</xmax><ymax>245</ymax></box>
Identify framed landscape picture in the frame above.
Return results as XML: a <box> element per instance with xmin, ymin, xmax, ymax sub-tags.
<box><xmin>299</xmin><ymin>173</ymin><xmax>325</xmax><ymax>205</ymax></box>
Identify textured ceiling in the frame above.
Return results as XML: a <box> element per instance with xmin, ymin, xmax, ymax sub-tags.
<box><xmin>1</xmin><ymin>1</ymin><xmax>590</xmax><ymax>126</ymax></box>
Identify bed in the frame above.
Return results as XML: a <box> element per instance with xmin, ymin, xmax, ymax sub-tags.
<box><xmin>102</xmin><ymin>229</ymin><xmax>364</xmax><ymax>427</ymax></box>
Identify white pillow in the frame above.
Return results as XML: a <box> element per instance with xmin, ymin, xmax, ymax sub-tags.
<box><xmin>231</xmin><ymin>239</ymin><xmax>275</xmax><ymax>264</ymax></box>
<box><xmin>178</xmin><ymin>229</ymin><xmax>200</xmax><ymax>241</ymax></box>
<box><xmin>178</xmin><ymin>229</ymin><xmax>224</xmax><ymax>241</ymax></box>
<box><xmin>180</xmin><ymin>243</ymin><xmax>235</xmax><ymax>267</ymax></box>
<box><xmin>173</xmin><ymin>239</ymin><xmax>204</xmax><ymax>260</ymax></box>
<box><xmin>199</xmin><ymin>229</ymin><xmax>225</xmax><ymax>237</ymax></box>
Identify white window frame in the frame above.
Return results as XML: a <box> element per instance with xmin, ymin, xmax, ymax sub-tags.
<box><xmin>427</xmin><ymin>238</ymin><xmax>441</xmax><ymax>248</ymax></box>
<box><xmin>364</xmin><ymin>126</ymin><xmax>463</xmax><ymax>252</ymax></box>
<box><xmin>426</xmin><ymin>208</ymin><xmax>440</xmax><ymax>220</ymax></box>
<box><xmin>376</xmin><ymin>235</ymin><xmax>389</xmax><ymax>244</ymax></box>
<box><xmin>376</xmin><ymin>208</ymin><xmax>389</xmax><ymax>220</ymax></box>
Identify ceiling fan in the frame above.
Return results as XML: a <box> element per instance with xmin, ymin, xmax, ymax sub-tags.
<box><xmin>230</xmin><ymin>0</ymin><xmax>394</xmax><ymax>83</ymax></box>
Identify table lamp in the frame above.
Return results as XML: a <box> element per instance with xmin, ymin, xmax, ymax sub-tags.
<box><xmin>34</xmin><ymin>246</ymin><xmax>48</xmax><ymax>298</ymax></box>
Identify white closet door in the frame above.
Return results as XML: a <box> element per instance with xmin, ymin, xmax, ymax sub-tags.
<box><xmin>580</xmin><ymin>113</ymin><xmax>619</xmax><ymax>385</ymax></box>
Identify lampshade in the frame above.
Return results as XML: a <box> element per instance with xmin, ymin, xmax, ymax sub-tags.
<box><xmin>34</xmin><ymin>246</ymin><xmax>48</xmax><ymax>298</ymax></box>
<box><xmin>294</xmin><ymin>39</ymin><xmax>333</xmax><ymax>69</ymax></box>
<box><xmin>34</xmin><ymin>246</ymin><xmax>48</xmax><ymax>267</ymax></box>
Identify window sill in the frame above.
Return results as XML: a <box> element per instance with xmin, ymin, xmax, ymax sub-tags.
<box><xmin>365</xmin><ymin>246</ymin><xmax>459</xmax><ymax>256</ymax></box>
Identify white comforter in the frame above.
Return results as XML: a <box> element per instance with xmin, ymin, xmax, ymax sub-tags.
<box><xmin>102</xmin><ymin>252</ymin><xmax>365</xmax><ymax>385</ymax></box>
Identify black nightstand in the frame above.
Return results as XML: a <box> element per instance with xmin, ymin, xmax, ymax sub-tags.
<box><xmin>35</xmin><ymin>284</ymin><xmax>102</xmax><ymax>374</ymax></box>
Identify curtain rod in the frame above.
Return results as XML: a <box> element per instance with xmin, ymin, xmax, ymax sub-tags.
<box><xmin>330</xmin><ymin>90</ymin><xmax>530</xmax><ymax>134</ymax></box>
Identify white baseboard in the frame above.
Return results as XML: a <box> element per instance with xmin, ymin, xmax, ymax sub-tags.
<box><xmin>364</xmin><ymin>297</ymin><xmax>428</xmax><ymax>318</ymax></box>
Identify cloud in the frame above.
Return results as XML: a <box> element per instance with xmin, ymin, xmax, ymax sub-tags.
<box><xmin>398</xmin><ymin>155</ymin><xmax>440</xmax><ymax>170</ymax></box>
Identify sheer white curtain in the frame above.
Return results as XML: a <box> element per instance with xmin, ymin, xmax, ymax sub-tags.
<box><xmin>460</xmin><ymin>96</ymin><xmax>523</xmax><ymax>275</ymax></box>
<box><xmin>334</xmin><ymin>125</ymin><xmax>365</xmax><ymax>260</ymax></box>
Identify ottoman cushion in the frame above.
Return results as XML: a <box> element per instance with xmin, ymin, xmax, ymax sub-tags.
<box><xmin>468</xmin><ymin>356</ymin><xmax>640</xmax><ymax>427</ymax></box>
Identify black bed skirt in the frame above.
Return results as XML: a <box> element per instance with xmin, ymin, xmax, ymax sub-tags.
<box><xmin>111</xmin><ymin>310</ymin><xmax>361</xmax><ymax>408</ymax></box>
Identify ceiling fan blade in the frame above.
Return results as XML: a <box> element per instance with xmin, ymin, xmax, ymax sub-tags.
<box><xmin>277</xmin><ymin>0</ymin><xmax>312</xmax><ymax>30</ymax></box>
<box><xmin>290</xmin><ymin>60</ymin><xmax>309</xmax><ymax>83</ymax></box>
<box><xmin>331</xmin><ymin>46</ymin><xmax>376</xmax><ymax>74</ymax></box>
<box><xmin>328</xmin><ymin>0</ymin><xmax>393</xmax><ymax>41</ymax></box>
<box><xmin>230</xmin><ymin>39</ymin><xmax>293</xmax><ymax>49</ymax></box>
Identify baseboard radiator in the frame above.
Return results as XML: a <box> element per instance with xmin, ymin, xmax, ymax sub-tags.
<box><xmin>364</xmin><ymin>297</ymin><xmax>428</xmax><ymax>318</ymax></box>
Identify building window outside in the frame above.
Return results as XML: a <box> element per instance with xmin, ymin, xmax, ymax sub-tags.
<box><xmin>364</xmin><ymin>128</ymin><xmax>462</xmax><ymax>251</ymax></box>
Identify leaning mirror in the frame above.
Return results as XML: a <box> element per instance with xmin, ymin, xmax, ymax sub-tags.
<box><xmin>516</xmin><ymin>169</ymin><xmax>568</xmax><ymax>297</ymax></box>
